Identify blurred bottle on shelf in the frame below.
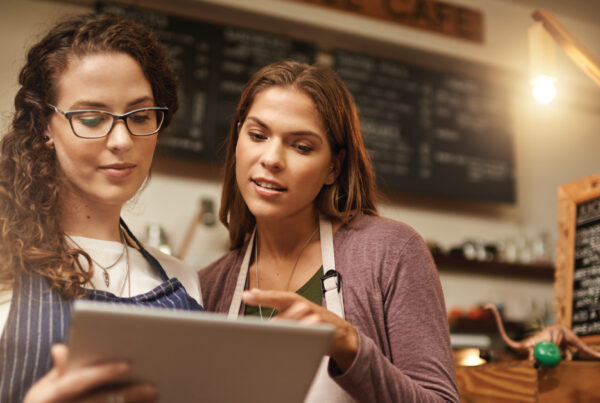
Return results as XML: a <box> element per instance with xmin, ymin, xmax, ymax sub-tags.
<box><xmin>145</xmin><ymin>222</ymin><xmax>172</xmax><ymax>255</ymax></box>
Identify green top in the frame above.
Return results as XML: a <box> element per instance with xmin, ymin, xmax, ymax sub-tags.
<box><xmin>244</xmin><ymin>266</ymin><xmax>323</xmax><ymax>318</ymax></box>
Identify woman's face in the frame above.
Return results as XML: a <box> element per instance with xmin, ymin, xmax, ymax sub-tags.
<box><xmin>235</xmin><ymin>86</ymin><xmax>338</xmax><ymax>223</ymax></box>
<box><xmin>46</xmin><ymin>52</ymin><xmax>157</xmax><ymax>210</ymax></box>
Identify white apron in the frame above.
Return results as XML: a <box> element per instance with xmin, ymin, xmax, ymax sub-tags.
<box><xmin>227</xmin><ymin>215</ymin><xmax>354</xmax><ymax>402</ymax></box>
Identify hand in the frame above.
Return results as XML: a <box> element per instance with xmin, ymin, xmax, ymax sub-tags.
<box><xmin>242</xmin><ymin>289</ymin><xmax>358</xmax><ymax>372</ymax></box>
<box><xmin>23</xmin><ymin>344</ymin><xmax>158</xmax><ymax>403</ymax></box>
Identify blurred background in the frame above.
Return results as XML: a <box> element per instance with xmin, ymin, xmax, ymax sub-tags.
<box><xmin>2</xmin><ymin>0</ymin><xmax>599</xmax><ymax>358</ymax></box>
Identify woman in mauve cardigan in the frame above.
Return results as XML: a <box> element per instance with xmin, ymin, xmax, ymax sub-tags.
<box><xmin>200</xmin><ymin>60</ymin><xmax>458</xmax><ymax>402</ymax></box>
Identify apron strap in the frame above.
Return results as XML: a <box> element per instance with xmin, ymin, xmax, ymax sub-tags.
<box><xmin>119</xmin><ymin>218</ymin><xmax>170</xmax><ymax>282</ymax></box>
<box><xmin>228</xmin><ymin>229</ymin><xmax>255</xmax><ymax>319</ymax></box>
<box><xmin>319</xmin><ymin>215</ymin><xmax>345</xmax><ymax>319</ymax></box>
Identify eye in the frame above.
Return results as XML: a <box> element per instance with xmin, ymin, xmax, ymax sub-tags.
<box><xmin>129</xmin><ymin>113</ymin><xmax>151</xmax><ymax>124</ymax></box>
<box><xmin>248</xmin><ymin>131</ymin><xmax>267</xmax><ymax>141</ymax></box>
<box><xmin>295</xmin><ymin>143</ymin><xmax>313</xmax><ymax>153</ymax></box>
<box><xmin>75</xmin><ymin>112</ymin><xmax>108</xmax><ymax>128</ymax></box>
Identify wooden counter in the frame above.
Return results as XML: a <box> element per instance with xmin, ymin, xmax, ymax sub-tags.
<box><xmin>456</xmin><ymin>360</ymin><xmax>600</xmax><ymax>402</ymax></box>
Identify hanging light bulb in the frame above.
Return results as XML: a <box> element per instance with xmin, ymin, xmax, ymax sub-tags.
<box><xmin>531</xmin><ymin>75</ymin><xmax>556</xmax><ymax>104</ymax></box>
<box><xmin>529</xmin><ymin>21</ymin><xmax>557</xmax><ymax>104</ymax></box>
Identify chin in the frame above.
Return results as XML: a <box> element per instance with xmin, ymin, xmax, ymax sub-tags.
<box><xmin>95</xmin><ymin>189</ymin><xmax>139</xmax><ymax>207</ymax></box>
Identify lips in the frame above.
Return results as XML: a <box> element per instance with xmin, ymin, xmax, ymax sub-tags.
<box><xmin>252</xmin><ymin>178</ymin><xmax>287</xmax><ymax>192</ymax></box>
<box><xmin>99</xmin><ymin>162</ymin><xmax>136</xmax><ymax>178</ymax></box>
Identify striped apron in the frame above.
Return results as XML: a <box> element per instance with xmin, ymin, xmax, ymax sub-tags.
<box><xmin>0</xmin><ymin>221</ymin><xmax>204</xmax><ymax>403</ymax></box>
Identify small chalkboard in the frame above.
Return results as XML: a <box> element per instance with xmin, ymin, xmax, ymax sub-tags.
<box><xmin>333</xmin><ymin>49</ymin><xmax>515</xmax><ymax>203</ymax></box>
<box><xmin>97</xmin><ymin>2</ymin><xmax>316</xmax><ymax>163</ymax></box>
<box><xmin>555</xmin><ymin>173</ymin><xmax>600</xmax><ymax>346</ymax></box>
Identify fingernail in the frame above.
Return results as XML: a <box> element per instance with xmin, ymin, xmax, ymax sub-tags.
<box><xmin>138</xmin><ymin>384</ymin><xmax>158</xmax><ymax>398</ymax></box>
<box><xmin>116</xmin><ymin>362</ymin><xmax>131</xmax><ymax>373</ymax></box>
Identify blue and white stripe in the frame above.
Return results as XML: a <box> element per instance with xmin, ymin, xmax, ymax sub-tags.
<box><xmin>0</xmin><ymin>228</ymin><xmax>204</xmax><ymax>402</ymax></box>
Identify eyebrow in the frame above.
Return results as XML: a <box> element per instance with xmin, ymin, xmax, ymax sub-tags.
<box><xmin>69</xmin><ymin>96</ymin><xmax>155</xmax><ymax>110</ymax></box>
<box><xmin>245</xmin><ymin>116</ymin><xmax>323</xmax><ymax>144</ymax></box>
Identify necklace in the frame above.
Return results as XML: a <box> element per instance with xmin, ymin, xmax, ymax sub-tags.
<box><xmin>122</xmin><ymin>237</ymin><xmax>131</xmax><ymax>298</ymax></box>
<box><xmin>254</xmin><ymin>226</ymin><xmax>319</xmax><ymax>320</ymax></box>
<box><xmin>66</xmin><ymin>229</ymin><xmax>127</xmax><ymax>289</ymax></box>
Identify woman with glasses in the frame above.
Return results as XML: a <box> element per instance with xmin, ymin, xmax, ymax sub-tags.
<box><xmin>0</xmin><ymin>13</ymin><xmax>203</xmax><ymax>403</ymax></box>
<box><xmin>199</xmin><ymin>61</ymin><xmax>458</xmax><ymax>402</ymax></box>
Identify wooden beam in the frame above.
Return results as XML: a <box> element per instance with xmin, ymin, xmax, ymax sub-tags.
<box><xmin>532</xmin><ymin>9</ymin><xmax>600</xmax><ymax>88</ymax></box>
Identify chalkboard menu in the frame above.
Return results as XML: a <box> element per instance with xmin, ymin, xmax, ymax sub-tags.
<box><xmin>334</xmin><ymin>50</ymin><xmax>515</xmax><ymax>203</ymax></box>
<box><xmin>556</xmin><ymin>174</ymin><xmax>600</xmax><ymax>345</ymax></box>
<box><xmin>97</xmin><ymin>2</ymin><xmax>316</xmax><ymax>162</ymax></box>
<box><xmin>97</xmin><ymin>2</ymin><xmax>515</xmax><ymax>203</ymax></box>
<box><xmin>572</xmin><ymin>197</ymin><xmax>600</xmax><ymax>337</ymax></box>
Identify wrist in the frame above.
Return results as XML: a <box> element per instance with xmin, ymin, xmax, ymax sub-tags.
<box><xmin>332</xmin><ymin>324</ymin><xmax>358</xmax><ymax>372</ymax></box>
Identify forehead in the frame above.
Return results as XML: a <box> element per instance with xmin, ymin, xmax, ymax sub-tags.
<box><xmin>247</xmin><ymin>87</ymin><xmax>326</xmax><ymax>132</ymax></box>
<box><xmin>53</xmin><ymin>52</ymin><xmax>152</xmax><ymax>106</ymax></box>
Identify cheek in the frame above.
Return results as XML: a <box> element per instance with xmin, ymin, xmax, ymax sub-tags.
<box><xmin>304</xmin><ymin>158</ymin><xmax>333</xmax><ymax>183</ymax></box>
<box><xmin>235</xmin><ymin>159</ymin><xmax>246</xmax><ymax>193</ymax></box>
<box><xmin>54</xmin><ymin>140</ymin><xmax>93</xmax><ymax>172</ymax></box>
<box><xmin>234</xmin><ymin>146</ymin><xmax>245</xmax><ymax>189</ymax></box>
<box><xmin>234</xmin><ymin>139</ymin><xmax>252</xmax><ymax>174</ymax></box>
<box><xmin>142</xmin><ymin>137</ymin><xmax>158</xmax><ymax>158</ymax></box>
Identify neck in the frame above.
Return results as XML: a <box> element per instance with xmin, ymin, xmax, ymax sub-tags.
<box><xmin>59</xmin><ymin>191</ymin><xmax>123</xmax><ymax>242</ymax></box>
<box><xmin>255</xmin><ymin>213</ymin><xmax>319</xmax><ymax>262</ymax></box>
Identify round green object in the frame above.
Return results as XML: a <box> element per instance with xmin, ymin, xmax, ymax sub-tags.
<box><xmin>534</xmin><ymin>341</ymin><xmax>561</xmax><ymax>368</ymax></box>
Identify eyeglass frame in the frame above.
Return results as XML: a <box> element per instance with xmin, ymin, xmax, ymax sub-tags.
<box><xmin>47</xmin><ymin>104</ymin><xmax>169</xmax><ymax>139</ymax></box>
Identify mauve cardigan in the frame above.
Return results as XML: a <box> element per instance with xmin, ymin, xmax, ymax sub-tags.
<box><xmin>199</xmin><ymin>214</ymin><xmax>459</xmax><ymax>402</ymax></box>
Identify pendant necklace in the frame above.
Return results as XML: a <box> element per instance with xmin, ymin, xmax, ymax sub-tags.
<box><xmin>254</xmin><ymin>226</ymin><xmax>319</xmax><ymax>321</ymax></box>
<box><xmin>66</xmin><ymin>229</ymin><xmax>127</xmax><ymax>288</ymax></box>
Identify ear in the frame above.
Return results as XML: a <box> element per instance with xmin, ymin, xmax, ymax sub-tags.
<box><xmin>43</xmin><ymin>128</ymin><xmax>55</xmax><ymax>149</ymax></box>
<box><xmin>325</xmin><ymin>149</ymin><xmax>345</xmax><ymax>185</ymax></box>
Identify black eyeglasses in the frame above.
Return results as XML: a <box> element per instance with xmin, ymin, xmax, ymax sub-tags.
<box><xmin>48</xmin><ymin>104</ymin><xmax>168</xmax><ymax>139</ymax></box>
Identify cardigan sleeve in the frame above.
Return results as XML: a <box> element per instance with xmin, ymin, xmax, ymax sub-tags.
<box><xmin>329</xmin><ymin>232</ymin><xmax>459</xmax><ymax>403</ymax></box>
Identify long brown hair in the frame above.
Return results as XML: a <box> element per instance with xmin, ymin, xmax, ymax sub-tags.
<box><xmin>220</xmin><ymin>60</ymin><xmax>378</xmax><ymax>249</ymax></box>
<box><xmin>0</xmin><ymin>13</ymin><xmax>178</xmax><ymax>298</ymax></box>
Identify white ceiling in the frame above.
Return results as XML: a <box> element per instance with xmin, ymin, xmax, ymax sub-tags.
<box><xmin>497</xmin><ymin>0</ymin><xmax>600</xmax><ymax>26</ymax></box>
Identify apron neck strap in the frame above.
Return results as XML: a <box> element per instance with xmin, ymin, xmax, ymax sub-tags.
<box><xmin>119</xmin><ymin>217</ymin><xmax>170</xmax><ymax>282</ymax></box>
<box><xmin>319</xmin><ymin>215</ymin><xmax>345</xmax><ymax>319</ymax></box>
<box><xmin>228</xmin><ymin>228</ymin><xmax>256</xmax><ymax>319</ymax></box>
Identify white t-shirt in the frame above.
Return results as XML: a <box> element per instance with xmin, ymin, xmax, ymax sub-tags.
<box><xmin>0</xmin><ymin>235</ymin><xmax>203</xmax><ymax>335</ymax></box>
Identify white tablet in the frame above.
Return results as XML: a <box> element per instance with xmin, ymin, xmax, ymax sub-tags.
<box><xmin>67</xmin><ymin>300</ymin><xmax>335</xmax><ymax>403</ymax></box>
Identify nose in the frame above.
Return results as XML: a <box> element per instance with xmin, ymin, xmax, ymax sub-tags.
<box><xmin>259</xmin><ymin>138</ymin><xmax>285</xmax><ymax>171</ymax></box>
<box><xmin>105</xmin><ymin>119</ymin><xmax>134</xmax><ymax>152</ymax></box>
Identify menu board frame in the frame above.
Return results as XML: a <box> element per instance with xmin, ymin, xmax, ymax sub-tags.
<box><xmin>555</xmin><ymin>173</ymin><xmax>600</xmax><ymax>346</ymax></box>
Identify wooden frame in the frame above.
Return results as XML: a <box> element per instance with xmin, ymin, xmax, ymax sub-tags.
<box><xmin>555</xmin><ymin>173</ymin><xmax>600</xmax><ymax>346</ymax></box>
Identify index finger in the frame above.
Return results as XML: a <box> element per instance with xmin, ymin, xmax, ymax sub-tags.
<box><xmin>55</xmin><ymin>361</ymin><xmax>131</xmax><ymax>400</ymax></box>
<box><xmin>242</xmin><ymin>289</ymin><xmax>301</xmax><ymax>311</ymax></box>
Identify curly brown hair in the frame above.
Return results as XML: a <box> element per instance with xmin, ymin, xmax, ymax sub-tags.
<box><xmin>219</xmin><ymin>60</ymin><xmax>378</xmax><ymax>250</ymax></box>
<box><xmin>0</xmin><ymin>13</ymin><xmax>178</xmax><ymax>298</ymax></box>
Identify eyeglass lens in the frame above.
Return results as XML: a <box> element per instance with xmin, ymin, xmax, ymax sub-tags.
<box><xmin>70</xmin><ymin>109</ymin><xmax>164</xmax><ymax>138</ymax></box>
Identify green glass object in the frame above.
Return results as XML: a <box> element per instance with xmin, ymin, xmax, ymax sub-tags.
<box><xmin>534</xmin><ymin>341</ymin><xmax>561</xmax><ymax>368</ymax></box>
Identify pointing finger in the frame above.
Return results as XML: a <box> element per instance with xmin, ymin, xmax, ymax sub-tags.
<box><xmin>242</xmin><ymin>289</ymin><xmax>301</xmax><ymax>311</ymax></box>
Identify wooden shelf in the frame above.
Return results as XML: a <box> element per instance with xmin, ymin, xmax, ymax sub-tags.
<box><xmin>432</xmin><ymin>252</ymin><xmax>555</xmax><ymax>281</ymax></box>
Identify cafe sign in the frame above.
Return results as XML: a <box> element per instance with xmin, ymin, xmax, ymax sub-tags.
<box><xmin>284</xmin><ymin>0</ymin><xmax>484</xmax><ymax>43</ymax></box>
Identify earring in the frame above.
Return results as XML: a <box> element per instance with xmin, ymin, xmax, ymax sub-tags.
<box><xmin>42</xmin><ymin>135</ymin><xmax>50</xmax><ymax>142</ymax></box>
